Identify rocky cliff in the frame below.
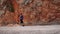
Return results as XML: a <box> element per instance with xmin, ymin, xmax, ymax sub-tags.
<box><xmin>0</xmin><ymin>0</ymin><xmax>60</xmax><ymax>26</ymax></box>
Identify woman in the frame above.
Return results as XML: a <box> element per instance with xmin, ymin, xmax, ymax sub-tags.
<box><xmin>20</xmin><ymin>13</ymin><xmax>24</xmax><ymax>24</ymax></box>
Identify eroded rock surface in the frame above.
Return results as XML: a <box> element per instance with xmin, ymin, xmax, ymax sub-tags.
<box><xmin>0</xmin><ymin>0</ymin><xmax>60</xmax><ymax>26</ymax></box>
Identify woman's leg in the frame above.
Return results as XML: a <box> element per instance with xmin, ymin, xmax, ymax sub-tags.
<box><xmin>20</xmin><ymin>20</ymin><xmax>23</xmax><ymax>24</ymax></box>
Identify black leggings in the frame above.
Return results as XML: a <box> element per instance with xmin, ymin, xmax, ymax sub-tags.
<box><xmin>20</xmin><ymin>20</ymin><xmax>23</xmax><ymax>23</ymax></box>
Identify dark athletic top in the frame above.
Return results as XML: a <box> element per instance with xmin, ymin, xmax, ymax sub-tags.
<box><xmin>20</xmin><ymin>15</ymin><xmax>23</xmax><ymax>20</ymax></box>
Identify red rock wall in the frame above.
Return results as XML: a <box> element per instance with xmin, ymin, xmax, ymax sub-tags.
<box><xmin>0</xmin><ymin>0</ymin><xmax>60</xmax><ymax>25</ymax></box>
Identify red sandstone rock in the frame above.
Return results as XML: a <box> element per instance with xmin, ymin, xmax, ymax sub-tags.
<box><xmin>0</xmin><ymin>0</ymin><xmax>60</xmax><ymax>25</ymax></box>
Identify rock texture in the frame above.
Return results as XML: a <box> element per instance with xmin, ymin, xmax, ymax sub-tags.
<box><xmin>0</xmin><ymin>0</ymin><xmax>60</xmax><ymax>26</ymax></box>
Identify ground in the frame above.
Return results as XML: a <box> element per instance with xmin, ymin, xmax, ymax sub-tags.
<box><xmin>0</xmin><ymin>25</ymin><xmax>60</xmax><ymax>34</ymax></box>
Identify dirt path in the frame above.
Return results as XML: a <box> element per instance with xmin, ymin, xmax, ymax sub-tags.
<box><xmin>0</xmin><ymin>25</ymin><xmax>60</xmax><ymax>34</ymax></box>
